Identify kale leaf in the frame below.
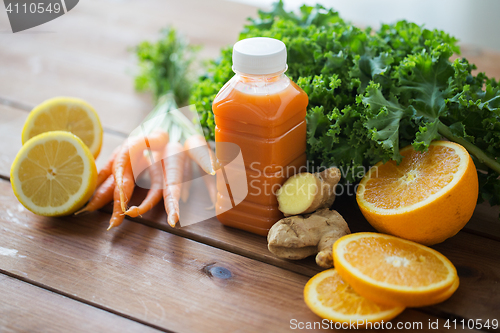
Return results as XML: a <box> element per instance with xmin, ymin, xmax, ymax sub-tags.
<box><xmin>190</xmin><ymin>0</ymin><xmax>500</xmax><ymax>206</ymax></box>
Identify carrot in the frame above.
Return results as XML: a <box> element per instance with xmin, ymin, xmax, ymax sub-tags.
<box><xmin>180</xmin><ymin>157</ymin><xmax>192</xmax><ymax>203</ymax></box>
<box><xmin>113</xmin><ymin>143</ymin><xmax>132</xmax><ymax>212</ymax></box>
<box><xmin>108</xmin><ymin>183</ymin><xmax>125</xmax><ymax>230</ymax></box>
<box><xmin>198</xmin><ymin>165</ymin><xmax>217</xmax><ymax>207</ymax></box>
<box><xmin>96</xmin><ymin>146</ymin><xmax>120</xmax><ymax>188</ymax></box>
<box><xmin>108</xmin><ymin>163</ymin><xmax>135</xmax><ymax>230</ymax></box>
<box><xmin>125</xmin><ymin>161</ymin><xmax>164</xmax><ymax>218</ymax></box>
<box><xmin>184</xmin><ymin>134</ymin><xmax>216</xmax><ymax>175</ymax></box>
<box><xmin>75</xmin><ymin>175</ymin><xmax>115</xmax><ymax>215</ymax></box>
<box><xmin>113</xmin><ymin>130</ymin><xmax>168</xmax><ymax>212</ymax></box>
<box><xmin>128</xmin><ymin>130</ymin><xmax>169</xmax><ymax>165</ymax></box>
<box><xmin>162</xmin><ymin>142</ymin><xmax>185</xmax><ymax>227</ymax></box>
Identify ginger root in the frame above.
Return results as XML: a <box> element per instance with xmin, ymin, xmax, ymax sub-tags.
<box><xmin>267</xmin><ymin>208</ymin><xmax>350</xmax><ymax>268</ymax></box>
<box><xmin>276</xmin><ymin>167</ymin><xmax>341</xmax><ymax>216</ymax></box>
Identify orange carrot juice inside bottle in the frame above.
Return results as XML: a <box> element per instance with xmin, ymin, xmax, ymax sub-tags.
<box><xmin>213</xmin><ymin>37</ymin><xmax>308</xmax><ymax>236</ymax></box>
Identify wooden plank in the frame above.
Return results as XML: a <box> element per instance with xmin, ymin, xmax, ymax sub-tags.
<box><xmin>85</xmin><ymin>188</ymin><xmax>500</xmax><ymax>326</ymax></box>
<box><xmin>126</xmin><ymin>191</ymin><xmax>321</xmax><ymax>276</ymax></box>
<box><xmin>0</xmin><ymin>0</ymin><xmax>257</xmax><ymax>133</ymax></box>
<box><xmin>0</xmin><ymin>103</ymin><xmax>123</xmax><ymax>175</ymax></box>
<box><xmin>0</xmin><ymin>179</ymin><xmax>478</xmax><ymax>332</ymax></box>
<box><xmin>429</xmin><ymin>232</ymin><xmax>500</xmax><ymax>322</ymax></box>
<box><xmin>0</xmin><ymin>103</ymin><xmax>323</xmax><ymax>275</ymax></box>
<box><xmin>0</xmin><ymin>104</ymin><xmax>25</xmax><ymax>178</ymax></box>
<box><xmin>123</xmin><ymin>185</ymin><xmax>500</xmax><ymax>279</ymax></box>
<box><xmin>0</xmin><ymin>179</ymin><xmax>322</xmax><ymax>332</ymax></box>
<box><xmin>0</xmin><ymin>273</ymin><xmax>162</xmax><ymax>333</ymax></box>
<box><xmin>466</xmin><ymin>202</ymin><xmax>500</xmax><ymax>241</ymax></box>
<box><xmin>339</xmin><ymin>211</ymin><xmax>500</xmax><ymax>326</ymax></box>
<box><xmin>0</xmin><ymin>89</ymin><xmax>498</xmax><ymax>320</ymax></box>
<box><xmin>1</xmin><ymin>0</ymin><xmax>500</xmax><ymax>136</ymax></box>
<box><xmin>1</xmin><ymin>179</ymin><xmax>499</xmax><ymax>327</ymax></box>
<box><xmin>1</xmin><ymin>103</ymin><xmax>499</xmax><ymax>276</ymax></box>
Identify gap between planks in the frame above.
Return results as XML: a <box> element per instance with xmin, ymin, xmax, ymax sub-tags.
<box><xmin>0</xmin><ymin>176</ymin><xmax>497</xmax><ymax>332</ymax></box>
<box><xmin>0</xmin><ymin>269</ymin><xmax>175</xmax><ymax>333</ymax></box>
<box><xmin>0</xmin><ymin>206</ymin><xmax>492</xmax><ymax>333</ymax></box>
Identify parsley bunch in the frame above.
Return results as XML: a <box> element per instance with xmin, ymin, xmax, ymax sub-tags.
<box><xmin>135</xmin><ymin>27</ymin><xmax>197</xmax><ymax>106</ymax></box>
<box><xmin>190</xmin><ymin>1</ymin><xmax>500</xmax><ymax>206</ymax></box>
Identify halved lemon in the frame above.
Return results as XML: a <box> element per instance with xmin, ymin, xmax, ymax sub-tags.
<box><xmin>356</xmin><ymin>141</ymin><xmax>478</xmax><ymax>245</ymax></box>
<box><xmin>11</xmin><ymin>131</ymin><xmax>97</xmax><ymax>216</ymax></box>
<box><xmin>22</xmin><ymin>97</ymin><xmax>103</xmax><ymax>159</ymax></box>
<box><xmin>333</xmin><ymin>232</ymin><xmax>459</xmax><ymax>307</ymax></box>
<box><xmin>304</xmin><ymin>268</ymin><xmax>405</xmax><ymax>327</ymax></box>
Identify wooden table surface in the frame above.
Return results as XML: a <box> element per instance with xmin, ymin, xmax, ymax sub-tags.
<box><xmin>0</xmin><ymin>1</ymin><xmax>499</xmax><ymax>332</ymax></box>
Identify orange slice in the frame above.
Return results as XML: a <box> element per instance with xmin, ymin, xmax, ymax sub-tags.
<box><xmin>333</xmin><ymin>232</ymin><xmax>459</xmax><ymax>307</ymax></box>
<box><xmin>430</xmin><ymin>277</ymin><xmax>460</xmax><ymax>304</ymax></box>
<box><xmin>356</xmin><ymin>141</ymin><xmax>478</xmax><ymax>245</ymax></box>
<box><xmin>304</xmin><ymin>268</ymin><xmax>405</xmax><ymax>327</ymax></box>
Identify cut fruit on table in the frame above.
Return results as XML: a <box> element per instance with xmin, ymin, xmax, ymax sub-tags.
<box><xmin>11</xmin><ymin>131</ymin><xmax>97</xmax><ymax>216</ymax></box>
<box><xmin>333</xmin><ymin>232</ymin><xmax>459</xmax><ymax>307</ymax></box>
<box><xmin>276</xmin><ymin>167</ymin><xmax>341</xmax><ymax>216</ymax></box>
<box><xmin>22</xmin><ymin>97</ymin><xmax>103</xmax><ymax>159</ymax></box>
<box><xmin>304</xmin><ymin>268</ymin><xmax>405</xmax><ymax>327</ymax></box>
<box><xmin>356</xmin><ymin>141</ymin><xmax>478</xmax><ymax>245</ymax></box>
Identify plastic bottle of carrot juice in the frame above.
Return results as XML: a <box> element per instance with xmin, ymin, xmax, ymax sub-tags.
<box><xmin>212</xmin><ymin>37</ymin><xmax>308</xmax><ymax>236</ymax></box>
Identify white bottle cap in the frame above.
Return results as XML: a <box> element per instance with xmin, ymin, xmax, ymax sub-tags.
<box><xmin>232</xmin><ymin>37</ymin><xmax>287</xmax><ymax>75</ymax></box>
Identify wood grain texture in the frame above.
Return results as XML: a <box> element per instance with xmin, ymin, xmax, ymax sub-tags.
<box><xmin>0</xmin><ymin>179</ymin><xmax>480</xmax><ymax>333</ymax></box>
<box><xmin>84</xmin><ymin>178</ymin><xmax>500</xmax><ymax>281</ymax></box>
<box><xmin>0</xmin><ymin>104</ymin><xmax>499</xmax><ymax>276</ymax></box>
<box><xmin>0</xmin><ymin>104</ymin><xmax>25</xmax><ymax>178</ymax></box>
<box><xmin>429</xmin><ymin>232</ymin><xmax>500</xmax><ymax>321</ymax></box>
<box><xmin>0</xmin><ymin>179</ymin><xmax>321</xmax><ymax>333</ymax></box>
<box><xmin>1</xmin><ymin>0</ymin><xmax>500</xmax><ymax>327</ymax></box>
<box><xmin>1</xmin><ymin>177</ymin><xmax>500</xmax><ymax>326</ymax></box>
<box><xmin>0</xmin><ymin>0</ymin><xmax>257</xmax><ymax>133</ymax></box>
<box><xmin>0</xmin><ymin>103</ymin><xmax>324</xmax><ymax>276</ymax></box>
<box><xmin>466</xmin><ymin>202</ymin><xmax>500</xmax><ymax>241</ymax></box>
<box><xmin>0</xmin><ymin>273</ymin><xmax>162</xmax><ymax>333</ymax></box>
<box><xmin>459</xmin><ymin>46</ymin><xmax>500</xmax><ymax>79</ymax></box>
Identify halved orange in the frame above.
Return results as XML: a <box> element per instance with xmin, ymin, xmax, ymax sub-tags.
<box><xmin>356</xmin><ymin>141</ymin><xmax>478</xmax><ymax>245</ymax></box>
<box><xmin>333</xmin><ymin>232</ymin><xmax>459</xmax><ymax>307</ymax></box>
<box><xmin>304</xmin><ymin>269</ymin><xmax>405</xmax><ymax>326</ymax></box>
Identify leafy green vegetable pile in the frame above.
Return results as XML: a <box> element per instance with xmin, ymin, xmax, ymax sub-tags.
<box><xmin>190</xmin><ymin>1</ymin><xmax>500</xmax><ymax>206</ymax></box>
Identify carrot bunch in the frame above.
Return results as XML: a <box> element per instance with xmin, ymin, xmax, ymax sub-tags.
<box><xmin>78</xmin><ymin>27</ymin><xmax>214</xmax><ymax>229</ymax></box>
<box><xmin>76</xmin><ymin>103</ymin><xmax>216</xmax><ymax>230</ymax></box>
